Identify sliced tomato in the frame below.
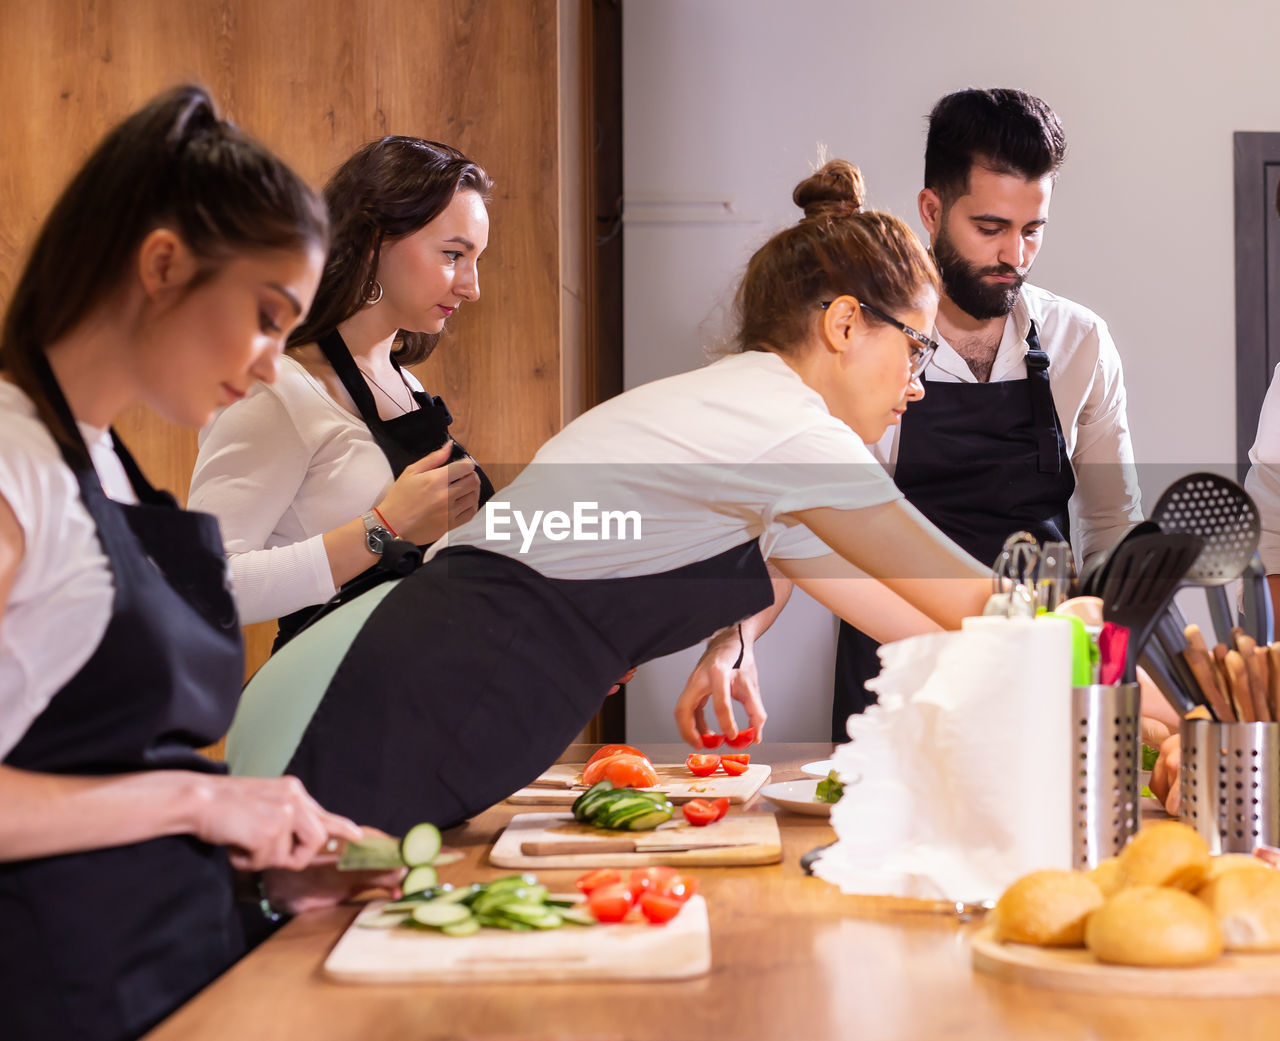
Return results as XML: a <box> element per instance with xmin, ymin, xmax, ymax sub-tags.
<box><xmin>686</xmin><ymin>753</ymin><xmax>721</xmax><ymax>777</ymax></box>
<box><xmin>721</xmin><ymin>757</ymin><xmax>749</xmax><ymax>776</ymax></box>
<box><xmin>598</xmin><ymin>753</ymin><xmax>659</xmax><ymax>788</ymax></box>
<box><xmin>576</xmin><ymin>868</ymin><xmax>623</xmax><ymax>894</ymax></box>
<box><xmin>639</xmin><ymin>890</ymin><xmax>686</xmax><ymax>924</ymax></box>
<box><xmin>697</xmin><ymin>732</ymin><xmax>725</xmax><ymax>749</ymax></box>
<box><xmin>586</xmin><ymin>883</ymin><xmax>635</xmax><ymax>923</ymax></box>
<box><xmin>719</xmin><ymin>753</ymin><xmax>750</xmax><ymax>766</ymax></box>
<box><xmin>682</xmin><ymin>798</ymin><xmax>720</xmax><ymax>826</ymax></box>
<box><xmin>724</xmin><ymin>727</ymin><xmax>756</xmax><ymax>749</ymax></box>
<box><xmin>581</xmin><ymin>753</ymin><xmax>625</xmax><ymax>786</ymax></box>
<box><xmin>627</xmin><ymin>866</ymin><xmax>679</xmax><ymax>900</ymax></box>
<box><xmin>585</xmin><ymin>744</ymin><xmax>646</xmax><ymax>770</ymax></box>
<box><xmin>710</xmin><ymin>797</ymin><xmax>730</xmax><ymax>821</ymax></box>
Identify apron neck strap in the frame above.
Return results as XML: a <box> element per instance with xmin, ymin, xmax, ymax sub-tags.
<box><xmin>1023</xmin><ymin>319</ymin><xmax>1062</xmax><ymax>474</ymax></box>
<box><xmin>316</xmin><ymin>328</ymin><xmax>385</xmax><ymax>431</ymax></box>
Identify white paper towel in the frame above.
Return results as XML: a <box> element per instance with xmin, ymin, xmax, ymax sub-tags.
<box><xmin>813</xmin><ymin>616</ymin><xmax>1074</xmax><ymax>902</ymax></box>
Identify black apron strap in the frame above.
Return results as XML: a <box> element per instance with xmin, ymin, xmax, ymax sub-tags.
<box><xmin>1024</xmin><ymin>320</ymin><xmax>1062</xmax><ymax>475</ymax></box>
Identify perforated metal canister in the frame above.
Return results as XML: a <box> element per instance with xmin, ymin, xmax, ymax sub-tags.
<box><xmin>1071</xmin><ymin>683</ymin><xmax>1141</xmax><ymax>868</ymax></box>
<box><xmin>1180</xmin><ymin>719</ymin><xmax>1280</xmax><ymax>854</ymax></box>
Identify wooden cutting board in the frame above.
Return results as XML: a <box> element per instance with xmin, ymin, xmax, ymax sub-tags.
<box><xmin>507</xmin><ymin>762</ymin><xmax>771</xmax><ymax>805</ymax></box>
<box><xmin>490</xmin><ymin>810</ymin><xmax>782</xmax><ymax>868</ymax></box>
<box><xmin>324</xmin><ymin>896</ymin><xmax>711</xmax><ymax>983</ymax></box>
<box><xmin>971</xmin><ymin>923</ymin><xmax>1280</xmax><ymax>996</ymax></box>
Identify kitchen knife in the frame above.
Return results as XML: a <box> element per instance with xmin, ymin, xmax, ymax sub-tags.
<box><xmin>520</xmin><ymin>839</ymin><xmax>751</xmax><ymax>855</ymax></box>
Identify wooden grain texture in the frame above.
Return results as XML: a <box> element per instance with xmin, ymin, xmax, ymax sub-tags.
<box><xmin>0</xmin><ymin>0</ymin><xmax>575</xmax><ymax>681</ymax></box>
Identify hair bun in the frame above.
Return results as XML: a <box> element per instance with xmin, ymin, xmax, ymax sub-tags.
<box><xmin>793</xmin><ymin>159</ymin><xmax>866</xmax><ymax>222</ymax></box>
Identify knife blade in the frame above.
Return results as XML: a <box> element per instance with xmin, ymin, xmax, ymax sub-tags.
<box><xmin>520</xmin><ymin>839</ymin><xmax>750</xmax><ymax>855</ymax></box>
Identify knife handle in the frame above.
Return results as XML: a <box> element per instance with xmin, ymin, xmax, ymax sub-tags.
<box><xmin>520</xmin><ymin>839</ymin><xmax>637</xmax><ymax>855</ymax></box>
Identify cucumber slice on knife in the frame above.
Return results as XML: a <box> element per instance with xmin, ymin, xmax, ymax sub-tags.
<box><xmin>401</xmin><ymin>822</ymin><xmax>443</xmax><ymax>867</ymax></box>
<box><xmin>336</xmin><ymin>834</ymin><xmax>404</xmax><ymax>871</ymax></box>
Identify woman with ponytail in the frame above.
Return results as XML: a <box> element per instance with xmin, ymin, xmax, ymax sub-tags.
<box><xmin>0</xmin><ymin>87</ymin><xmax>399</xmax><ymax>1041</ymax></box>
<box><xmin>226</xmin><ymin>159</ymin><xmax>995</xmax><ymax>836</ymax></box>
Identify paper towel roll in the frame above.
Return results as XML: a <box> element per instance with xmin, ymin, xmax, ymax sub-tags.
<box><xmin>814</xmin><ymin>616</ymin><xmax>1074</xmax><ymax>902</ymax></box>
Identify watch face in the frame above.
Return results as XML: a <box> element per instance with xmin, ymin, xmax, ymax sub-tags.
<box><xmin>366</xmin><ymin>527</ymin><xmax>393</xmax><ymax>555</ymax></box>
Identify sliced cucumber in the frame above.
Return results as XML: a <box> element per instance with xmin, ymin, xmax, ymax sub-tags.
<box><xmin>431</xmin><ymin>850</ymin><xmax>465</xmax><ymax>867</ymax></box>
<box><xmin>616</xmin><ymin>808</ymin><xmax>672</xmax><ymax>831</ymax></box>
<box><xmin>400</xmin><ymin>822</ymin><xmax>442</xmax><ymax>867</ymax></box>
<box><xmin>441</xmin><ymin>917</ymin><xmax>482</xmax><ymax>937</ymax></box>
<box><xmin>357</xmin><ymin>911</ymin><xmax>411</xmax><ymax>929</ymax></box>
<box><xmin>557</xmin><ymin>905</ymin><xmax>597</xmax><ymax>926</ymax></box>
<box><xmin>411</xmin><ymin>902</ymin><xmax>474</xmax><ymax>928</ymax></box>
<box><xmin>337</xmin><ymin>834</ymin><xmax>404</xmax><ymax>871</ymax></box>
<box><xmin>402</xmin><ymin>864</ymin><xmax>439</xmax><ymax>895</ymax></box>
<box><xmin>571</xmin><ymin>780</ymin><xmax>616</xmax><ymax>821</ymax></box>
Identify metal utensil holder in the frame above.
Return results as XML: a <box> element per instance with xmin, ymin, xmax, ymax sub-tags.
<box><xmin>1072</xmin><ymin>683</ymin><xmax>1140</xmax><ymax>868</ymax></box>
<box><xmin>1180</xmin><ymin>719</ymin><xmax>1280</xmax><ymax>853</ymax></box>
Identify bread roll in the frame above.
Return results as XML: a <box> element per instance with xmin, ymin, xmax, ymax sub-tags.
<box><xmin>1198</xmin><ymin>864</ymin><xmax>1280</xmax><ymax>951</ymax></box>
<box><xmin>994</xmin><ymin>869</ymin><xmax>1104</xmax><ymax>947</ymax></box>
<box><xmin>1196</xmin><ymin>854</ymin><xmax>1272</xmax><ymax>891</ymax></box>
<box><xmin>1118</xmin><ymin>820</ymin><xmax>1210</xmax><ymax>891</ymax></box>
<box><xmin>1085</xmin><ymin>886</ymin><xmax>1223</xmax><ymax>966</ymax></box>
<box><xmin>1089</xmin><ymin>856</ymin><xmax>1124</xmax><ymax>897</ymax></box>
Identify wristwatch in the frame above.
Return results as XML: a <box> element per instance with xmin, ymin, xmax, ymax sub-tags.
<box><xmin>361</xmin><ymin>511</ymin><xmax>394</xmax><ymax>556</ymax></box>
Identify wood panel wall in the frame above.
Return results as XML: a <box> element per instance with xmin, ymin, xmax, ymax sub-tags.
<box><xmin>0</xmin><ymin>0</ymin><xmax>583</xmax><ymax>685</ymax></box>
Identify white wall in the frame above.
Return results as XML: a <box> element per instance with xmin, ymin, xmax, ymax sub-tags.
<box><xmin>622</xmin><ymin>0</ymin><xmax>1280</xmax><ymax>741</ymax></box>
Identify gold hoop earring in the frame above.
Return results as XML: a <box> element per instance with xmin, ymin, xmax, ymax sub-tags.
<box><xmin>363</xmin><ymin>279</ymin><xmax>383</xmax><ymax>305</ymax></box>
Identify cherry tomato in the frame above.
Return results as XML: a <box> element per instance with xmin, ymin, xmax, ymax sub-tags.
<box><xmin>666</xmin><ymin>875</ymin><xmax>699</xmax><ymax>901</ymax></box>
<box><xmin>586</xmin><ymin>883</ymin><xmax>635</xmax><ymax>923</ymax></box>
<box><xmin>724</xmin><ymin>727</ymin><xmax>756</xmax><ymax>749</ymax></box>
<box><xmin>627</xmin><ymin>866</ymin><xmax>679</xmax><ymax>900</ymax></box>
<box><xmin>682</xmin><ymin>798</ymin><xmax>721</xmax><ymax>826</ymax></box>
<box><xmin>698</xmin><ymin>732</ymin><xmax>725</xmax><ymax>749</ymax></box>
<box><xmin>719</xmin><ymin>753</ymin><xmax>750</xmax><ymax>766</ymax></box>
<box><xmin>721</xmin><ymin>757</ymin><xmax>749</xmax><ymax>776</ymax></box>
<box><xmin>686</xmin><ymin>753</ymin><xmax>721</xmax><ymax>777</ymax></box>
<box><xmin>710</xmin><ymin>797</ymin><xmax>730</xmax><ymax>821</ymax></box>
<box><xmin>585</xmin><ymin>744</ymin><xmax>647</xmax><ymax>770</ymax></box>
<box><xmin>598</xmin><ymin>753</ymin><xmax>659</xmax><ymax>788</ymax></box>
<box><xmin>639</xmin><ymin>890</ymin><xmax>686</xmax><ymax>924</ymax></box>
<box><xmin>576</xmin><ymin>868</ymin><xmax>623</xmax><ymax>894</ymax></box>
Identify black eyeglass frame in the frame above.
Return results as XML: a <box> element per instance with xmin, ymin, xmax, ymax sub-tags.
<box><xmin>819</xmin><ymin>300</ymin><xmax>938</xmax><ymax>378</ymax></box>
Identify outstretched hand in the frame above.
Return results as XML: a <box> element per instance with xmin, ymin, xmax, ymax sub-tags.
<box><xmin>673</xmin><ymin>625</ymin><xmax>766</xmax><ymax>748</ymax></box>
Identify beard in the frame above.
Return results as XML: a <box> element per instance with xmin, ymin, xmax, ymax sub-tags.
<box><xmin>931</xmin><ymin>225</ymin><xmax>1025</xmax><ymax>320</ymax></box>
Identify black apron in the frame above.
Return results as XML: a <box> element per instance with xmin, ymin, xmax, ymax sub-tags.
<box><xmin>284</xmin><ymin>540</ymin><xmax>775</xmax><ymax>835</ymax></box>
<box><xmin>832</xmin><ymin>320</ymin><xmax>1075</xmax><ymax>736</ymax></box>
<box><xmin>273</xmin><ymin>329</ymin><xmax>494</xmax><ymax>648</ymax></box>
<box><xmin>0</xmin><ymin>359</ymin><xmax>247</xmax><ymax>1041</ymax></box>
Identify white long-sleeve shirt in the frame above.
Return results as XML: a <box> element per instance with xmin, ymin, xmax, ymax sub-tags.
<box><xmin>1246</xmin><ymin>362</ymin><xmax>1280</xmax><ymax>573</ymax></box>
<box><xmin>188</xmin><ymin>355</ymin><xmax>420</xmax><ymax>624</ymax></box>
<box><xmin>871</xmin><ymin>282</ymin><xmax>1144</xmax><ymax>562</ymax></box>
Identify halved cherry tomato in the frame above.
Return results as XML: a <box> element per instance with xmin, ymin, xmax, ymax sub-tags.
<box><xmin>724</xmin><ymin>727</ymin><xmax>756</xmax><ymax>749</ymax></box>
<box><xmin>686</xmin><ymin>753</ymin><xmax>721</xmax><ymax>777</ymax></box>
<box><xmin>719</xmin><ymin>753</ymin><xmax>750</xmax><ymax>766</ymax></box>
<box><xmin>597</xmin><ymin>753</ymin><xmax>659</xmax><ymax>788</ymax></box>
<box><xmin>721</xmin><ymin>757</ymin><xmax>749</xmax><ymax>776</ymax></box>
<box><xmin>666</xmin><ymin>874</ymin><xmax>699</xmax><ymax>901</ymax></box>
<box><xmin>586</xmin><ymin>883</ymin><xmax>635</xmax><ymax>923</ymax></box>
<box><xmin>627</xmin><ymin>866</ymin><xmax>679</xmax><ymax>900</ymax></box>
<box><xmin>710</xmin><ymin>797</ymin><xmax>730</xmax><ymax>821</ymax></box>
<box><xmin>639</xmin><ymin>890</ymin><xmax>686</xmax><ymax>924</ymax></box>
<box><xmin>576</xmin><ymin>868</ymin><xmax>623</xmax><ymax>894</ymax></box>
<box><xmin>682</xmin><ymin>798</ymin><xmax>721</xmax><ymax>826</ymax></box>
<box><xmin>585</xmin><ymin>744</ymin><xmax>646</xmax><ymax>770</ymax></box>
<box><xmin>698</xmin><ymin>732</ymin><xmax>725</xmax><ymax>749</ymax></box>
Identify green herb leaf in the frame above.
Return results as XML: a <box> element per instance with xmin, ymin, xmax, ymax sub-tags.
<box><xmin>814</xmin><ymin>769</ymin><xmax>844</xmax><ymax>804</ymax></box>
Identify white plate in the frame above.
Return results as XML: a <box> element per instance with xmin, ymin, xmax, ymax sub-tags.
<box><xmin>759</xmin><ymin>778</ymin><xmax>834</xmax><ymax>817</ymax></box>
<box><xmin>801</xmin><ymin>759</ymin><xmax>838</xmax><ymax>778</ymax></box>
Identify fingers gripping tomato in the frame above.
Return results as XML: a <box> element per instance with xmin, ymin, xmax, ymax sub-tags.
<box><xmin>724</xmin><ymin>727</ymin><xmax>756</xmax><ymax>749</ymax></box>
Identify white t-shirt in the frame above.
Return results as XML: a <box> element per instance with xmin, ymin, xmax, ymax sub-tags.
<box><xmin>871</xmin><ymin>283</ymin><xmax>1144</xmax><ymax>562</ymax></box>
<box><xmin>189</xmin><ymin>355</ymin><xmax>425</xmax><ymax>624</ymax></box>
<box><xmin>437</xmin><ymin>350</ymin><xmax>902</xmax><ymax>577</ymax></box>
<box><xmin>0</xmin><ymin>382</ymin><xmax>136</xmax><ymax>760</ymax></box>
<box><xmin>1246</xmin><ymin>362</ymin><xmax>1280</xmax><ymax>573</ymax></box>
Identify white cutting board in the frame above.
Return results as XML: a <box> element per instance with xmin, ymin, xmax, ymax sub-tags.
<box><xmin>324</xmin><ymin>896</ymin><xmax>711</xmax><ymax>983</ymax></box>
<box><xmin>490</xmin><ymin>811</ymin><xmax>782</xmax><ymax>868</ymax></box>
<box><xmin>507</xmin><ymin>762</ymin><xmax>771</xmax><ymax>805</ymax></box>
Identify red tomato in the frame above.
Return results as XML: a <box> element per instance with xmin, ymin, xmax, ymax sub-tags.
<box><xmin>627</xmin><ymin>866</ymin><xmax>679</xmax><ymax>900</ymax></box>
<box><xmin>585</xmin><ymin>744</ymin><xmax>646</xmax><ymax>770</ymax></box>
<box><xmin>586</xmin><ymin>883</ymin><xmax>635</xmax><ymax>923</ymax></box>
<box><xmin>682</xmin><ymin>798</ymin><xmax>720</xmax><ymax>826</ymax></box>
<box><xmin>686</xmin><ymin>753</ymin><xmax>721</xmax><ymax>777</ymax></box>
<box><xmin>576</xmin><ymin>868</ymin><xmax>623</xmax><ymax>894</ymax></box>
<box><xmin>639</xmin><ymin>890</ymin><xmax>686</xmax><ymax>924</ymax></box>
<box><xmin>598</xmin><ymin>753</ymin><xmax>659</xmax><ymax>788</ymax></box>
<box><xmin>719</xmin><ymin>753</ymin><xmax>750</xmax><ymax>766</ymax></box>
<box><xmin>581</xmin><ymin>753</ymin><xmax>624</xmax><ymax>786</ymax></box>
<box><xmin>666</xmin><ymin>875</ymin><xmax>699</xmax><ymax>901</ymax></box>
<box><xmin>698</xmin><ymin>732</ymin><xmax>725</xmax><ymax>749</ymax></box>
<box><xmin>724</xmin><ymin>727</ymin><xmax>756</xmax><ymax>749</ymax></box>
<box><xmin>721</xmin><ymin>758</ymin><xmax>748</xmax><ymax>776</ymax></box>
<box><xmin>710</xmin><ymin>797</ymin><xmax>730</xmax><ymax>821</ymax></box>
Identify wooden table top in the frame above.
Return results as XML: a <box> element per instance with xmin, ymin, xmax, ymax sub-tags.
<box><xmin>143</xmin><ymin>743</ymin><xmax>1280</xmax><ymax>1041</ymax></box>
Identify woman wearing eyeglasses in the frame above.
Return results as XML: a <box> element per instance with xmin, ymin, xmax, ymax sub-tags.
<box><xmin>224</xmin><ymin>159</ymin><xmax>993</xmax><ymax>834</ymax></box>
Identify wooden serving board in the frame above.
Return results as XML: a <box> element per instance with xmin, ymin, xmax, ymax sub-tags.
<box><xmin>490</xmin><ymin>810</ymin><xmax>782</xmax><ymax>868</ymax></box>
<box><xmin>971</xmin><ymin>923</ymin><xmax>1280</xmax><ymax>996</ymax></box>
<box><xmin>507</xmin><ymin>762</ymin><xmax>771</xmax><ymax>805</ymax></box>
<box><xmin>324</xmin><ymin>896</ymin><xmax>711</xmax><ymax>983</ymax></box>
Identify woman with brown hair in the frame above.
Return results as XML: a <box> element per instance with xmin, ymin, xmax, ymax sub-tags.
<box><xmin>226</xmin><ymin>158</ymin><xmax>993</xmax><ymax>835</ymax></box>
<box><xmin>189</xmin><ymin>137</ymin><xmax>492</xmax><ymax>648</ymax></box>
<box><xmin>0</xmin><ymin>86</ymin><xmax>399</xmax><ymax>1041</ymax></box>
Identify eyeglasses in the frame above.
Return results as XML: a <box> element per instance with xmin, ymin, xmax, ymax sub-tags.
<box><xmin>820</xmin><ymin>300</ymin><xmax>938</xmax><ymax>378</ymax></box>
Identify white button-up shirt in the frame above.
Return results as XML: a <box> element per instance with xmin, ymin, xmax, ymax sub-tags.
<box><xmin>1245</xmin><ymin>363</ymin><xmax>1280</xmax><ymax>573</ymax></box>
<box><xmin>871</xmin><ymin>282</ymin><xmax>1144</xmax><ymax>563</ymax></box>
